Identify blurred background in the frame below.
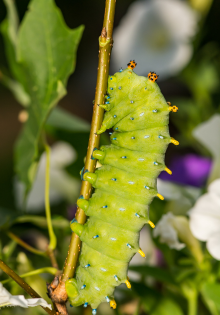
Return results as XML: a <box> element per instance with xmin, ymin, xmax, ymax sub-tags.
<box><xmin>0</xmin><ymin>0</ymin><xmax>220</xmax><ymax>314</ymax></box>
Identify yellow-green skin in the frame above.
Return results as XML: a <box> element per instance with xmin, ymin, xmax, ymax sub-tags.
<box><xmin>66</xmin><ymin>68</ymin><xmax>171</xmax><ymax>310</ymax></box>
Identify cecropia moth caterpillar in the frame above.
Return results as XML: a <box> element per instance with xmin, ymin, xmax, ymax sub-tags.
<box><xmin>65</xmin><ymin>61</ymin><xmax>179</xmax><ymax>314</ymax></box>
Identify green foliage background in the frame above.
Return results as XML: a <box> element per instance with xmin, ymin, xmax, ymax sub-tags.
<box><xmin>0</xmin><ymin>0</ymin><xmax>220</xmax><ymax>315</ymax></box>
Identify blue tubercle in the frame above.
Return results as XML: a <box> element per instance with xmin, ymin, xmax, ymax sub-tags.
<box><xmin>126</xmin><ymin>243</ymin><xmax>132</xmax><ymax>249</ymax></box>
<box><xmin>105</xmin><ymin>101</ymin><xmax>110</xmax><ymax>104</ymax></box>
<box><xmin>110</xmin><ymin>87</ymin><xmax>113</xmax><ymax>90</ymax></box>
<box><xmin>102</xmin><ymin>205</ymin><xmax>108</xmax><ymax>208</ymax></box>
<box><xmin>113</xmin><ymin>115</ymin><xmax>117</xmax><ymax>118</ymax></box>
<box><xmin>71</xmin><ymin>218</ymin><xmax>78</xmax><ymax>224</ymax></box>
<box><xmin>92</xmin><ymin>309</ymin><xmax>97</xmax><ymax>315</ymax></box>
<box><xmin>152</xmin><ymin>109</ymin><xmax>158</xmax><ymax>113</ymax></box>
<box><xmin>119</xmin><ymin>68</ymin><xmax>123</xmax><ymax>72</ymax></box>
<box><xmin>111</xmin><ymin>178</ymin><xmax>117</xmax><ymax>181</ymax></box>
<box><xmin>130</xmin><ymin>100</ymin><xmax>134</xmax><ymax>103</ymax></box>
<box><xmin>83</xmin><ymin>303</ymin><xmax>88</xmax><ymax>308</ymax></box>
<box><xmin>93</xmin><ymin>235</ymin><xmax>99</xmax><ymax>239</ymax></box>
<box><xmin>115</xmin><ymin>127</ymin><xmax>118</xmax><ymax>130</ymax></box>
<box><xmin>85</xmin><ymin>264</ymin><xmax>90</xmax><ymax>268</ymax></box>
<box><xmin>118</xmin><ymin>86</ymin><xmax>122</xmax><ymax>90</ymax></box>
<box><xmin>81</xmin><ymin>285</ymin><xmax>86</xmax><ymax>289</ymax></box>
<box><xmin>113</xmin><ymin>137</ymin><xmax>117</xmax><ymax>140</ymax></box>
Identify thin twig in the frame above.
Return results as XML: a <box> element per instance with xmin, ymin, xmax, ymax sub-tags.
<box><xmin>49</xmin><ymin>0</ymin><xmax>117</xmax><ymax>309</ymax></box>
<box><xmin>44</xmin><ymin>143</ymin><xmax>57</xmax><ymax>251</ymax></box>
<box><xmin>0</xmin><ymin>259</ymin><xmax>57</xmax><ymax>315</ymax></box>
<box><xmin>1</xmin><ymin>267</ymin><xmax>58</xmax><ymax>285</ymax></box>
<box><xmin>7</xmin><ymin>231</ymin><xmax>47</xmax><ymax>257</ymax></box>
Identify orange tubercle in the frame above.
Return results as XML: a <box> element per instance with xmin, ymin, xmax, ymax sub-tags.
<box><xmin>148</xmin><ymin>71</ymin><xmax>159</xmax><ymax>82</ymax></box>
<box><xmin>127</xmin><ymin>60</ymin><xmax>137</xmax><ymax>70</ymax></box>
<box><xmin>110</xmin><ymin>300</ymin><xmax>117</xmax><ymax>309</ymax></box>
<box><xmin>148</xmin><ymin>220</ymin><xmax>155</xmax><ymax>228</ymax></box>
<box><xmin>169</xmin><ymin>105</ymin><xmax>178</xmax><ymax>112</ymax></box>
<box><xmin>125</xmin><ymin>279</ymin><xmax>131</xmax><ymax>289</ymax></box>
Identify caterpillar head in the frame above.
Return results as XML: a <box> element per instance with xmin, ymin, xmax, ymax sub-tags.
<box><xmin>148</xmin><ymin>71</ymin><xmax>159</xmax><ymax>82</ymax></box>
<box><xmin>127</xmin><ymin>60</ymin><xmax>137</xmax><ymax>70</ymax></box>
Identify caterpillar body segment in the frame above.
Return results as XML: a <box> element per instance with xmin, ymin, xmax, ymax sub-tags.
<box><xmin>66</xmin><ymin>64</ymin><xmax>176</xmax><ymax>311</ymax></box>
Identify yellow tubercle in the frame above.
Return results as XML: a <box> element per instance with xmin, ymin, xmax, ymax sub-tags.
<box><xmin>148</xmin><ymin>220</ymin><xmax>155</xmax><ymax>228</ymax></box>
<box><xmin>165</xmin><ymin>167</ymin><xmax>172</xmax><ymax>175</ymax></box>
<box><xmin>110</xmin><ymin>300</ymin><xmax>117</xmax><ymax>309</ymax></box>
<box><xmin>138</xmin><ymin>249</ymin><xmax>146</xmax><ymax>258</ymax></box>
<box><xmin>125</xmin><ymin>279</ymin><xmax>131</xmax><ymax>289</ymax></box>
<box><xmin>169</xmin><ymin>105</ymin><xmax>178</xmax><ymax>112</ymax></box>
<box><xmin>157</xmin><ymin>193</ymin><xmax>164</xmax><ymax>200</ymax></box>
<box><xmin>170</xmin><ymin>138</ymin><xmax>179</xmax><ymax>145</ymax></box>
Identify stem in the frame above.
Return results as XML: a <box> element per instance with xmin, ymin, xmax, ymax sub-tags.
<box><xmin>61</xmin><ymin>0</ymin><xmax>116</xmax><ymax>284</ymax></box>
<box><xmin>7</xmin><ymin>231</ymin><xmax>47</xmax><ymax>257</ymax></box>
<box><xmin>44</xmin><ymin>144</ymin><xmax>57</xmax><ymax>250</ymax></box>
<box><xmin>0</xmin><ymin>259</ymin><xmax>56</xmax><ymax>315</ymax></box>
<box><xmin>188</xmin><ymin>297</ymin><xmax>197</xmax><ymax>315</ymax></box>
<box><xmin>50</xmin><ymin>0</ymin><xmax>116</xmax><ymax>304</ymax></box>
<box><xmin>1</xmin><ymin>267</ymin><xmax>58</xmax><ymax>285</ymax></box>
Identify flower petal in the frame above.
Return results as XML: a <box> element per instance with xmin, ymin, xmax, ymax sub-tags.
<box><xmin>193</xmin><ymin>114</ymin><xmax>220</xmax><ymax>158</ymax></box>
<box><xmin>112</xmin><ymin>0</ymin><xmax>197</xmax><ymax>78</ymax></box>
<box><xmin>153</xmin><ymin>212</ymin><xmax>185</xmax><ymax>250</ymax></box>
<box><xmin>0</xmin><ymin>284</ymin><xmax>52</xmax><ymax>309</ymax></box>
<box><xmin>206</xmin><ymin>231</ymin><xmax>220</xmax><ymax>260</ymax></box>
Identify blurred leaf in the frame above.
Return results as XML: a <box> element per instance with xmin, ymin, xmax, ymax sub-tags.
<box><xmin>0</xmin><ymin>72</ymin><xmax>30</xmax><ymax>106</ymax></box>
<box><xmin>0</xmin><ymin>207</ymin><xmax>19</xmax><ymax>230</ymax></box>
<box><xmin>46</xmin><ymin>107</ymin><xmax>90</xmax><ymax>132</ymax></box>
<box><xmin>128</xmin><ymin>281</ymin><xmax>161</xmax><ymax>313</ymax></box>
<box><xmin>201</xmin><ymin>282</ymin><xmax>220</xmax><ymax>315</ymax></box>
<box><xmin>14</xmin><ymin>0</ymin><xmax>84</xmax><ymax>196</ymax></box>
<box><xmin>14</xmin><ymin>215</ymin><xmax>69</xmax><ymax>230</ymax></box>
<box><xmin>1</xmin><ymin>0</ymin><xmax>29</xmax><ymax>101</ymax></box>
<box><xmin>129</xmin><ymin>265</ymin><xmax>176</xmax><ymax>285</ymax></box>
<box><xmin>150</xmin><ymin>297</ymin><xmax>184</xmax><ymax>315</ymax></box>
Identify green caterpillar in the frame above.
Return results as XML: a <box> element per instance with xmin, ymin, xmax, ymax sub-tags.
<box><xmin>65</xmin><ymin>61</ymin><xmax>179</xmax><ymax>314</ymax></box>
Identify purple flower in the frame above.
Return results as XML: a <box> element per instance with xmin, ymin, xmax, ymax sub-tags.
<box><xmin>159</xmin><ymin>154</ymin><xmax>212</xmax><ymax>187</ymax></box>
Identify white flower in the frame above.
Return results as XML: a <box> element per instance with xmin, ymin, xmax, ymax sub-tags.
<box><xmin>0</xmin><ymin>283</ymin><xmax>52</xmax><ymax>309</ymax></box>
<box><xmin>15</xmin><ymin>141</ymin><xmax>81</xmax><ymax>211</ymax></box>
<box><xmin>112</xmin><ymin>0</ymin><xmax>198</xmax><ymax>78</ymax></box>
<box><xmin>157</xmin><ymin>178</ymin><xmax>201</xmax><ymax>207</ymax></box>
<box><xmin>189</xmin><ymin>179</ymin><xmax>220</xmax><ymax>260</ymax></box>
<box><xmin>153</xmin><ymin>212</ymin><xmax>203</xmax><ymax>263</ymax></box>
<box><xmin>153</xmin><ymin>212</ymin><xmax>185</xmax><ymax>250</ymax></box>
<box><xmin>193</xmin><ymin>114</ymin><xmax>220</xmax><ymax>159</ymax></box>
<box><xmin>193</xmin><ymin>114</ymin><xmax>220</xmax><ymax>183</ymax></box>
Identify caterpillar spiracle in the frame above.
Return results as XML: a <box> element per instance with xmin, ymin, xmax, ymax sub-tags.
<box><xmin>65</xmin><ymin>61</ymin><xmax>179</xmax><ymax>314</ymax></box>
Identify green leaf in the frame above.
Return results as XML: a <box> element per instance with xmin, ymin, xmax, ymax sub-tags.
<box><xmin>201</xmin><ymin>282</ymin><xmax>220</xmax><ymax>315</ymax></box>
<box><xmin>129</xmin><ymin>265</ymin><xmax>176</xmax><ymax>285</ymax></box>
<box><xmin>150</xmin><ymin>297</ymin><xmax>184</xmax><ymax>315</ymax></box>
<box><xmin>14</xmin><ymin>0</ymin><xmax>84</xmax><ymax>195</ymax></box>
<box><xmin>1</xmin><ymin>0</ymin><xmax>28</xmax><ymax>99</ymax></box>
<box><xmin>46</xmin><ymin>107</ymin><xmax>90</xmax><ymax>132</ymax></box>
<box><xmin>0</xmin><ymin>72</ymin><xmax>30</xmax><ymax>106</ymax></box>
